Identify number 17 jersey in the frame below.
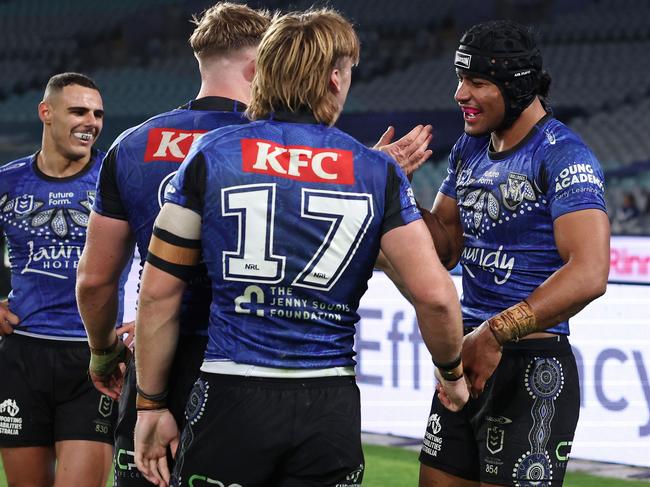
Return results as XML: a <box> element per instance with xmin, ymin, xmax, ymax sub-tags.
<box><xmin>166</xmin><ymin>113</ymin><xmax>420</xmax><ymax>369</ymax></box>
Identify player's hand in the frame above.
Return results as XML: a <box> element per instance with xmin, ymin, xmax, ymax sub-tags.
<box><xmin>0</xmin><ymin>299</ymin><xmax>19</xmax><ymax>336</ymax></box>
<box><xmin>135</xmin><ymin>409</ymin><xmax>179</xmax><ymax>487</ymax></box>
<box><xmin>88</xmin><ymin>338</ymin><xmax>132</xmax><ymax>400</ymax></box>
<box><xmin>462</xmin><ymin>321</ymin><xmax>503</xmax><ymax>398</ymax></box>
<box><xmin>374</xmin><ymin>124</ymin><xmax>433</xmax><ymax>177</ymax></box>
<box><xmin>117</xmin><ymin>320</ymin><xmax>136</xmax><ymax>350</ymax></box>
<box><xmin>435</xmin><ymin>368</ymin><xmax>470</xmax><ymax>412</ymax></box>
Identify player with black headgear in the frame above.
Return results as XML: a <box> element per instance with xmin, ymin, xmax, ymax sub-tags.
<box><xmin>381</xmin><ymin>20</ymin><xmax>610</xmax><ymax>486</ymax></box>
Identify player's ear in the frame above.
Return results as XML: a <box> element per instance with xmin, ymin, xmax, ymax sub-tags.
<box><xmin>329</xmin><ymin>67</ymin><xmax>341</xmax><ymax>94</ymax></box>
<box><xmin>38</xmin><ymin>101</ymin><xmax>52</xmax><ymax>125</ymax></box>
<box><xmin>244</xmin><ymin>58</ymin><xmax>256</xmax><ymax>83</ymax></box>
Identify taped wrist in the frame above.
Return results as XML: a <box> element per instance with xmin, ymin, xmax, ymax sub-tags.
<box><xmin>136</xmin><ymin>385</ymin><xmax>168</xmax><ymax>411</ymax></box>
<box><xmin>434</xmin><ymin>354</ymin><xmax>464</xmax><ymax>381</ymax></box>
<box><xmin>89</xmin><ymin>336</ymin><xmax>127</xmax><ymax>377</ymax></box>
<box><xmin>487</xmin><ymin>300</ymin><xmax>537</xmax><ymax>345</ymax></box>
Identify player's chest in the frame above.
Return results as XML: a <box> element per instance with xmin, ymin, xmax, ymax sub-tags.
<box><xmin>455</xmin><ymin>156</ymin><xmax>548</xmax><ymax>238</ymax></box>
<box><xmin>0</xmin><ymin>181</ymin><xmax>94</xmax><ymax>244</ymax></box>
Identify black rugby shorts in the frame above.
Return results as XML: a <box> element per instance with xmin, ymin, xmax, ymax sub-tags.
<box><xmin>0</xmin><ymin>333</ymin><xmax>116</xmax><ymax>447</ymax></box>
<box><xmin>419</xmin><ymin>335</ymin><xmax>580</xmax><ymax>486</ymax></box>
<box><xmin>171</xmin><ymin>373</ymin><xmax>365</xmax><ymax>487</ymax></box>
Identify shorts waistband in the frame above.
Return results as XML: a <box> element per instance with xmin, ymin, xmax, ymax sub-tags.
<box><xmin>201</xmin><ymin>360</ymin><xmax>355</xmax><ymax>378</ymax></box>
<box><xmin>503</xmin><ymin>334</ymin><xmax>572</xmax><ymax>355</ymax></box>
<box><xmin>7</xmin><ymin>332</ymin><xmax>89</xmax><ymax>347</ymax></box>
<box><xmin>199</xmin><ymin>371</ymin><xmax>357</xmax><ymax>388</ymax></box>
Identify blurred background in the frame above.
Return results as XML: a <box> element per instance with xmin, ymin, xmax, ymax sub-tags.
<box><xmin>0</xmin><ymin>0</ymin><xmax>649</xmax><ymax>473</ymax></box>
<box><xmin>0</xmin><ymin>0</ymin><xmax>649</xmax><ymax>231</ymax></box>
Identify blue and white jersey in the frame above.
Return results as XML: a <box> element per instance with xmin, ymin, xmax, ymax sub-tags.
<box><xmin>166</xmin><ymin>112</ymin><xmax>420</xmax><ymax>368</ymax></box>
<box><xmin>0</xmin><ymin>149</ymin><xmax>116</xmax><ymax>339</ymax></box>
<box><xmin>93</xmin><ymin>97</ymin><xmax>248</xmax><ymax>336</ymax></box>
<box><xmin>440</xmin><ymin>114</ymin><xmax>607</xmax><ymax>334</ymax></box>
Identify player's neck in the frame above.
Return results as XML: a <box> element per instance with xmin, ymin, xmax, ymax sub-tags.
<box><xmin>196</xmin><ymin>54</ymin><xmax>253</xmax><ymax>106</ymax></box>
<box><xmin>37</xmin><ymin>141</ymin><xmax>91</xmax><ymax>178</ymax></box>
<box><xmin>491</xmin><ymin>98</ymin><xmax>547</xmax><ymax>153</ymax></box>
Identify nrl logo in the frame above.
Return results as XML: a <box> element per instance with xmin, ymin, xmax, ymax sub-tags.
<box><xmin>486</xmin><ymin>426</ymin><xmax>504</xmax><ymax>454</ymax></box>
<box><xmin>98</xmin><ymin>395</ymin><xmax>114</xmax><ymax>418</ymax></box>
<box><xmin>14</xmin><ymin>194</ymin><xmax>35</xmax><ymax>216</ymax></box>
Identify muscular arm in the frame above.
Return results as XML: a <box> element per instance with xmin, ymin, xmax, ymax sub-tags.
<box><xmin>77</xmin><ymin>211</ymin><xmax>135</xmax><ymax>349</ymax></box>
<box><xmin>380</xmin><ymin>219</ymin><xmax>463</xmax><ymax>367</ymax></box>
<box><xmin>376</xmin><ymin>191</ymin><xmax>463</xmax><ymax>295</ymax></box>
<box><xmin>526</xmin><ymin>208</ymin><xmax>609</xmax><ymax>327</ymax></box>
<box><xmin>135</xmin><ymin>203</ymin><xmax>201</xmax><ymax>397</ymax></box>
<box><xmin>463</xmin><ymin>209</ymin><xmax>610</xmax><ymax>397</ymax></box>
<box><xmin>425</xmin><ymin>192</ymin><xmax>464</xmax><ymax>269</ymax></box>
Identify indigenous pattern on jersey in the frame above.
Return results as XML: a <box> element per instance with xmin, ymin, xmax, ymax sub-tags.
<box><xmin>165</xmin><ymin>112</ymin><xmax>420</xmax><ymax>368</ymax></box>
<box><xmin>0</xmin><ymin>150</ymin><xmax>109</xmax><ymax>338</ymax></box>
<box><xmin>439</xmin><ymin>114</ymin><xmax>606</xmax><ymax>334</ymax></box>
<box><xmin>93</xmin><ymin>97</ymin><xmax>248</xmax><ymax>335</ymax></box>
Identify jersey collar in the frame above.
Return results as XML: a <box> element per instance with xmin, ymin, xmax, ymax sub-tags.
<box><xmin>181</xmin><ymin>96</ymin><xmax>246</xmax><ymax>113</ymax></box>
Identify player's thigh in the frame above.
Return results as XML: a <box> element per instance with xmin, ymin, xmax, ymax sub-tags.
<box><xmin>476</xmin><ymin>337</ymin><xmax>580</xmax><ymax>486</ymax></box>
<box><xmin>54</xmin><ymin>439</ymin><xmax>113</xmax><ymax>487</ymax></box>
<box><xmin>172</xmin><ymin>374</ymin><xmax>288</xmax><ymax>487</ymax></box>
<box><xmin>419</xmin><ymin>464</ymin><xmax>479</xmax><ymax>487</ymax></box>
<box><xmin>0</xmin><ymin>446</ymin><xmax>55</xmax><ymax>487</ymax></box>
<box><xmin>418</xmin><ymin>390</ymin><xmax>481</xmax><ymax>483</ymax></box>
<box><xmin>0</xmin><ymin>334</ymin><xmax>55</xmax><ymax>449</ymax></box>
<box><xmin>278</xmin><ymin>378</ymin><xmax>364</xmax><ymax>487</ymax></box>
<box><xmin>53</xmin><ymin>341</ymin><xmax>117</xmax><ymax>444</ymax></box>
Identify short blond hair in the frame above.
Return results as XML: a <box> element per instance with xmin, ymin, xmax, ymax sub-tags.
<box><xmin>246</xmin><ymin>9</ymin><xmax>360</xmax><ymax>126</ymax></box>
<box><xmin>189</xmin><ymin>2</ymin><xmax>271</xmax><ymax>58</ymax></box>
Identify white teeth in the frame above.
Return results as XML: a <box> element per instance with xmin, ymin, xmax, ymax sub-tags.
<box><xmin>73</xmin><ymin>132</ymin><xmax>93</xmax><ymax>141</ymax></box>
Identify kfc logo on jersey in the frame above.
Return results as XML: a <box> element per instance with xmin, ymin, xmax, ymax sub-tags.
<box><xmin>144</xmin><ymin>128</ymin><xmax>207</xmax><ymax>162</ymax></box>
<box><xmin>241</xmin><ymin>139</ymin><xmax>354</xmax><ymax>184</ymax></box>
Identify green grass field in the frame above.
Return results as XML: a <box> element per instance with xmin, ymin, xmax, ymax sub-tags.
<box><xmin>1</xmin><ymin>444</ymin><xmax>647</xmax><ymax>486</ymax></box>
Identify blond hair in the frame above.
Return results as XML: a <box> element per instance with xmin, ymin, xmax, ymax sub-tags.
<box><xmin>189</xmin><ymin>2</ymin><xmax>271</xmax><ymax>58</ymax></box>
<box><xmin>246</xmin><ymin>9</ymin><xmax>360</xmax><ymax>126</ymax></box>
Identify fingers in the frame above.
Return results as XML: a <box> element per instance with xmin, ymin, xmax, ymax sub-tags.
<box><xmin>170</xmin><ymin>436</ymin><xmax>179</xmax><ymax>459</ymax></box>
<box><xmin>374</xmin><ymin>126</ymin><xmax>395</xmax><ymax>148</ymax></box>
<box><xmin>4</xmin><ymin>310</ymin><xmax>19</xmax><ymax>326</ymax></box>
<box><xmin>158</xmin><ymin>455</ymin><xmax>172</xmax><ymax>486</ymax></box>
<box><xmin>0</xmin><ymin>320</ymin><xmax>15</xmax><ymax>336</ymax></box>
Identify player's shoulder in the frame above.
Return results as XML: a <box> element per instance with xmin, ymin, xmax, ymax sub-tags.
<box><xmin>0</xmin><ymin>155</ymin><xmax>33</xmax><ymax>176</ymax></box>
<box><xmin>535</xmin><ymin>116</ymin><xmax>598</xmax><ymax>163</ymax></box>
<box><xmin>0</xmin><ymin>155</ymin><xmax>34</xmax><ymax>190</ymax></box>
<box><xmin>452</xmin><ymin>132</ymin><xmax>489</xmax><ymax>161</ymax></box>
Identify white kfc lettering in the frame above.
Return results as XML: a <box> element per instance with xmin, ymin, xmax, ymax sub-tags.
<box><xmin>253</xmin><ymin>142</ymin><xmax>288</xmax><ymax>174</ymax></box>
<box><xmin>153</xmin><ymin>131</ymin><xmax>204</xmax><ymax>159</ymax></box>
<box><xmin>312</xmin><ymin>152</ymin><xmax>339</xmax><ymax>180</ymax></box>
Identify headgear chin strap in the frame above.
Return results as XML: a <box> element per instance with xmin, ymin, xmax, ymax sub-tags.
<box><xmin>454</xmin><ymin>20</ymin><xmax>543</xmax><ymax>130</ymax></box>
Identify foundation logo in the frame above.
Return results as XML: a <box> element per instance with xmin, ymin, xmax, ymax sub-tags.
<box><xmin>428</xmin><ymin>413</ymin><xmax>442</xmax><ymax>435</ymax></box>
<box><xmin>0</xmin><ymin>399</ymin><xmax>19</xmax><ymax>417</ymax></box>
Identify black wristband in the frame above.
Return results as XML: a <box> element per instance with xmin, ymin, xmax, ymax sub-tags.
<box><xmin>433</xmin><ymin>354</ymin><xmax>462</xmax><ymax>372</ymax></box>
<box><xmin>135</xmin><ymin>384</ymin><xmax>168</xmax><ymax>403</ymax></box>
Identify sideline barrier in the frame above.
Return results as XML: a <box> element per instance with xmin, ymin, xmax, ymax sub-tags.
<box><xmin>356</xmin><ymin>271</ymin><xmax>650</xmax><ymax>467</ymax></box>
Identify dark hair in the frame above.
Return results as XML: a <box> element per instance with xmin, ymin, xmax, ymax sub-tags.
<box><xmin>44</xmin><ymin>72</ymin><xmax>100</xmax><ymax>98</ymax></box>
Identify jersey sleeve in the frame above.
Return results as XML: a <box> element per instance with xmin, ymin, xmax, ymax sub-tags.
<box><xmin>382</xmin><ymin>161</ymin><xmax>421</xmax><ymax>234</ymax></box>
<box><xmin>164</xmin><ymin>150</ymin><xmax>207</xmax><ymax>214</ymax></box>
<box><xmin>544</xmin><ymin>140</ymin><xmax>607</xmax><ymax>220</ymax></box>
<box><xmin>438</xmin><ymin>140</ymin><xmax>462</xmax><ymax>200</ymax></box>
<box><xmin>93</xmin><ymin>146</ymin><xmax>128</xmax><ymax>220</ymax></box>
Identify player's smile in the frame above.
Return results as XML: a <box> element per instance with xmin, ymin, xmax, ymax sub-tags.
<box><xmin>461</xmin><ymin>105</ymin><xmax>481</xmax><ymax>123</ymax></box>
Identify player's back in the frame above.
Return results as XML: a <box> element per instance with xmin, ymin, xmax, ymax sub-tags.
<box><xmin>167</xmin><ymin>114</ymin><xmax>419</xmax><ymax>368</ymax></box>
<box><xmin>94</xmin><ymin>97</ymin><xmax>248</xmax><ymax>335</ymax></box>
